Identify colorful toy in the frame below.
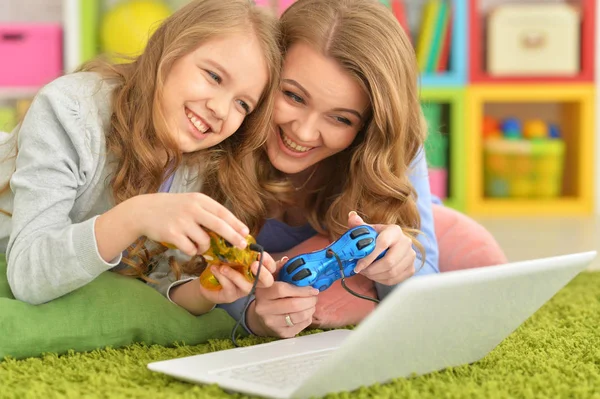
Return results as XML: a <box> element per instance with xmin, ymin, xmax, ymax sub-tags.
<box><xmin>500</xmin><ymin>118</ymin><xmax>521</xmax><ymax>139</ymax></box>
<box><xmin>100</xmin><ymin>0</ymin><xmax>171</xmax><ymax>63</ymax></box>
<box><xmin>482</xmin><ymin>115</ymin><xmax>499</xmax><ymax>138</ymax></box>
<box><xmin>523</xmin><ymin>119</ymin><xmax>548</xmax><ymax>140</ymax></box>
<box><xmin>279</xmin><ymin>225</ymin><xmax>387</xmax><ymax>292</ymax></box>
<box><xmin>162</xmin><ymin>231</ymin><xmax>260</xmax><ymax>291</ymax></box>
<box><xmin>549</xmin><ymin>123</ymin><xmax>561</xmax><ymax>139</ymax></box>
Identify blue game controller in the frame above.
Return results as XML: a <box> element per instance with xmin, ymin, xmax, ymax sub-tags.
<box><xmin>278</xmin><ymin>225</ymin><xmax>387</xmax><ymax>292</ymax></box>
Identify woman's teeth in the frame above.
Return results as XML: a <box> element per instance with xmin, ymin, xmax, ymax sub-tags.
<box><xmin>187</xmin><ymin>111</ymin><xmax>210</xmax><ymax>134</ymax></box>
<box><xmin>281</xmin><ymin>131</ymin><xmax>312</xmax><ymax>152</ymax></box>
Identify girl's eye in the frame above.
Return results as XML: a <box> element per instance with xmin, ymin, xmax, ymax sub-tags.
<box><xmin>237</xmin><ymin>100</ymin><xmax>250</xmax><ymax>114</ymax></box>
<box><xmin>334</xmin><ymin>116</ymin><xmax>352</xmax><ymax>126</ymax></box>
<box><xmin>283</xmin><ymin>90</ymin><xmax>304</xmax><ymax>104</ymax></box>
<box><xmin>207</xmin><ymin>70</ymin><xmax>222</xmax><ymax>84</ymax></box>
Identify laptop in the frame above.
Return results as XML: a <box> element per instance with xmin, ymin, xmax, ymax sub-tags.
<box><xmin>148</xmin><ymin>251</ymin><xmax>597</xmax><ymax>399</ymax></box>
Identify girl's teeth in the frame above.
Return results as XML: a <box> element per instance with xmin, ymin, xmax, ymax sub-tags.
<box><xmin>281</xmin><ymin>132</ymin><xmax>312</xmax><ymax>152</ymax></box>
<box><xmin>186</xmin><ymin>111</ymin><xmax>209</xmax><ymax>133</ymax></box>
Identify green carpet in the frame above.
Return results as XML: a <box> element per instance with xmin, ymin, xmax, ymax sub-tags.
<box><xmin>2</xmin><ymin>272</ymin><xmax>600</xmax><ymax>399</ymax></box>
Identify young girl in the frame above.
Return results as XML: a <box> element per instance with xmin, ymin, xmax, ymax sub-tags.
<box><xmin>0</xmin><ymin>0</ymin><xmax>280</xmax><ymax>314</ymax></box>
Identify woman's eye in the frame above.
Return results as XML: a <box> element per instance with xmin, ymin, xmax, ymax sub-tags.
<box><xmin>207</xmin><ymin>70</ymin><xmax>222</xmax><ymax>84</ymax></box>
<box><xmin>283</xmin><ymin>90</ymin><xmax>304</xmax><ymax>104</ymax></box>
<box><xmin>334</xmin><ymin>116</ymin><xmax>352</xmax><ymax>126</ymax></box>
<box><xmin>237</xmin><ymin>100</ymin><xmax>250</xmax><ymax>114</ymax></box>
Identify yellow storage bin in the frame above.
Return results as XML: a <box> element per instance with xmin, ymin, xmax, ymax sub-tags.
<box><xmin>484</xmin><ymin>138</ymin><xmax>565</xmax><ymax>198</ymax></box>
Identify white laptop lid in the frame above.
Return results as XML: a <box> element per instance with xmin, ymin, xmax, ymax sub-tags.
<box><xmin>292</xmin><ymin>251</ymin><xmax>596</xmax><ymax>398</ymax></box>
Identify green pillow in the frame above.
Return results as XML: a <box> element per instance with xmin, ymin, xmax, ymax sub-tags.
<box><xmin>0</xmin><ymin>254</ymin><xmax>244</xmax><ymax>360</ymax></box>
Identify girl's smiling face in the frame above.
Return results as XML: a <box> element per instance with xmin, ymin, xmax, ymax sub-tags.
<box><xmin>161</xmin><ymin>32</ymin><xmax>268</xmax><ymax>153</ymax></box>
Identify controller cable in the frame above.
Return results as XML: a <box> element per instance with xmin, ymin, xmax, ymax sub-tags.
<box><xmin>326</xmin><ymin>249</ymin><xmax>380</xmax><ymax>304</ymax></box>
<box><xmin>231</xmin><ymin>243</ymin><xmax>264</xmax><ymax>347</ymax></box>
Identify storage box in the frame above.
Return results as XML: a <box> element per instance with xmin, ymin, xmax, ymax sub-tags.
<box><xmin>0</xmin><ymin>24</ymin><xmax>63</xmax><ymax>87</ymax></box>
<box><xmin>487</xmin><ymin>4</ymin><xmax>580</xmax><ymax>76</ymax></box>
<box><xmin>484</xmin><ymin>138</ymin><xmax>565</xmax><ymax>198</ymax></box>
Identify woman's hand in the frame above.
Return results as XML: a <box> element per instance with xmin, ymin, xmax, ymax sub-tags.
<box><xmin>245</xmin><ymin>255</ymin><xmax>319</xmax><ymax>338</ymax></box>
<box><xmin>348</xmin><ymin>211</ymin><xmax>416</xmax><ymax>286</ymax></box>
<box><xmin>135</xmin><ymin>192</ymin><xmax>251</xmax><ymax>256</ymax></box>
<box><xmin>247</xmin><ymin>281</ymin><xmax>320</xmax><ymax>338</ymax></box>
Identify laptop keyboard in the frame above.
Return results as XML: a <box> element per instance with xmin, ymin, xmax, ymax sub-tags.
<box><xmin>213</xmin><ymin>350</ymin><xmax>333</xmax><ymax>387</ymax></box>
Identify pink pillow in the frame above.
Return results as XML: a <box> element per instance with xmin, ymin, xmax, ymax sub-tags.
<box><xmin>434</xmin><ymin>205</ymin><xmax>508</xmax><ymax>273</ymax></box>
<box><xmin>309</xmin><ymin>205</ymin><xmax>508</xmax><ymax>328</ymax></box>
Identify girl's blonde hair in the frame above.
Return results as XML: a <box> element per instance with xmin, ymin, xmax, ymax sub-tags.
<box><xmin>78</xmin><ymin>0</ymin><xmax>281</xmax><ymax>277</ymax></box>
<box><xmin>264</xmin><ymin>0</ymin><xmax>426</xmax><ymax>257</ymax></box>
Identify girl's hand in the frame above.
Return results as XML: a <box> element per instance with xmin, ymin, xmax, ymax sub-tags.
<box><xmin>135</xmin><ymin>192</ymin><xmax>250</xmax><ymax>256</ymax></box>
<box><xmin>169</xmin><ymin>251</ymin><xmax>278</xmax><ymax>314</ymax></box>
<box><xmin>347</xmin><ymin>211</ymin><xmax>416</xmax><ymax>286</ymax></box>
<box><xmin>198</xmin><ymin>251</ymin><xmax>278</xmax><ymax>304</ymax></box>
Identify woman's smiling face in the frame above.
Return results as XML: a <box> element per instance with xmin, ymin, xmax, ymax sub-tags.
<box><xmin>266</xmin><ymin>42</ymin><xmax>370</xmax><ymax>175</ymax></box>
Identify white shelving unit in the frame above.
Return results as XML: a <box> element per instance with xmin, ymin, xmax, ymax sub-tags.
<box><xmin>4</xmin><ymin>0</ymin><xmax>600</xmax><ymax>216</ymax></box>
<box><xmin>62</xmin><ymin>0</ymin><xmax>81</xmax><ymax>73</ymax></box>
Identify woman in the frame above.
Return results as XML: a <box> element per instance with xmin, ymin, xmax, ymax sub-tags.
<box><xmin>224</xmin><ymin>0</ymin><xmax>440</xmax><ymax>337</ymax></box>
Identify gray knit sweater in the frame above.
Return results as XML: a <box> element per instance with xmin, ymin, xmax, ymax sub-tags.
<box><xmin>0</xmin><ymin>72</ymin><xmax>202</xmax><ymax>304</ymax></box>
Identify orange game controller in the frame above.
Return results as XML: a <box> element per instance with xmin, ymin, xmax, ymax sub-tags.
<box><xmin>162</xmin><ymin>231</ymin><xmax>259</xmax><ymax>290</ymax></box>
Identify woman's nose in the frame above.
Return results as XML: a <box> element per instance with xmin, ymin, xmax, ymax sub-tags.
<box><xmin>292</xmin><ymin>113</ymin><xmax>320</xmax><ymax>143</ymax></box>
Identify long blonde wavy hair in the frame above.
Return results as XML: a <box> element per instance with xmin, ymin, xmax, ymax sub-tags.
<box><xmin>76</xmin><ymin>0</ymin><xmax>281</xmax><ymax>277</ymax></box>
<box><xmin>261</xmin><ymin>0</ymin><xmax>426</xmax><ymax>258</ymax></box>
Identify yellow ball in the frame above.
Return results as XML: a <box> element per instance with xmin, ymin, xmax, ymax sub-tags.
<box><xmin>523</xmin><ymin>119</ymin><xmax>548</xmax><ymax>140</ymax></box>
<box><xmin>101</xmin><ymin>1</ymin><xmax>171</xmax><ymax>62</ymax></box>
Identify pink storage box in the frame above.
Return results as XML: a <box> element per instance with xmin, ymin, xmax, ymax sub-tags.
<box><xmin>428</xmin><ymin>168</ymin><xmax>447</xmax><ymax>200</ymax></box>
<box><xmin>0</xmin><ymin>24</ymin><xmax>63</xmax><ymax>87</ymax></box>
